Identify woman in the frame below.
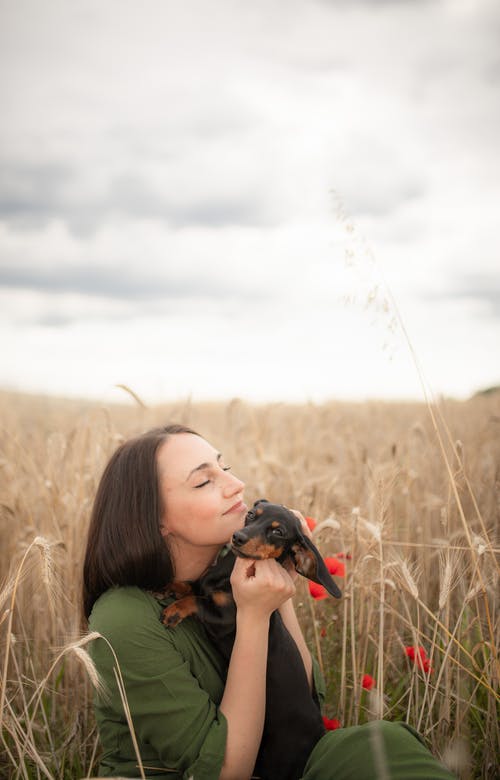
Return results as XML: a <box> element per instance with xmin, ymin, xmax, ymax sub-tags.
<box><xmin>83</xmin><ymin>424</ymin><xmax>455</xmax><ymax>780</ymax></box>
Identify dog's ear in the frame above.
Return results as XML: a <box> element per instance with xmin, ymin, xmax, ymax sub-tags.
<box><xmin>291</xmin><ymin>534</ymin><xmax>342</xmax><ymax>598</ymax></box>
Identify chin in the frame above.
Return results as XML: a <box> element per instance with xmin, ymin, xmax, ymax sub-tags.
<box><xmin>224</xmin><ymin>518</ymin><xmax>245</xmax><ymax>540</ymax></box>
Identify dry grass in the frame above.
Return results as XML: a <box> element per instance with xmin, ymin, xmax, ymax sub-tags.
<box><xmin>0</xmin><ymin>388</ymin><xmax>499</xmax><ymax>779</ymax></box>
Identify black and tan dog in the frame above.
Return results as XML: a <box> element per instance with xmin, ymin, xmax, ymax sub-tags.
<box><xmin>158</xmin><ymin>500</ymin><xmax>342</xmax><ymax>780</ymax></box>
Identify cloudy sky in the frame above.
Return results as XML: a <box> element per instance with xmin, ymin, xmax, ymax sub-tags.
<box><xmin>1</xmin><ymin>0</ymin><xmax>499</xmax><ymax>405</ymax></box>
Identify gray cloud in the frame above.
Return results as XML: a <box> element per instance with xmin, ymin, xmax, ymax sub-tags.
<box><xmin>34</xmin><ymin>313</ymin><xmax>75</xmax><ymax>328</ymax></box>
<box><xmin>314</xmin><ymin>0</ymin><xmax>433</xmax><ymax>6</ymax></box>
<box><xmin>340</xmin><ymin>179</ymin><xmax>426</xmax><ymax>218</ymax></box>
<box><xmin>108</xmin><ymin>172</ymin><xmax>277</xmax><ymax>229</ymax></box>
<box><xmin>0</xmin><ymin>161</ymin><xmax>74</xmax><ymax>222</ymax></box>
<box><xmin>454</xmin><ymin>276</ymin><xmax>500</xmax><ymax>318</ymax></box>
<box><xmin>420</xmin><ymin>274</ymin><xmax>500</xmax><ymax>319</ymax></box>
<box><xmin>0</xmin><ymin>160</ymin><xmax>279</xmax><ymax>235</ymax></box>
<box><xmin>484</xmin><ymin>58</ymin><xmax>500</xmax><ymax>84</ymax></box>
<box><xmin>0</xmin><ymin>261</ymin><xmax>268</xmax><ymax>304</ymax></box>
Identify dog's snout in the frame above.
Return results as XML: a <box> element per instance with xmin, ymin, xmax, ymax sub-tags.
<box><xmin>232</xmin><ymin>530</ymin><xmax>247</xmax><ymax>547</ymax></box>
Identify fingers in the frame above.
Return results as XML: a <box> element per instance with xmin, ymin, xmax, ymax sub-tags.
<box><xmin>232</xmin><ymin>556</ymin><xmax>294</xmax><ymax>589</ymax></box>
<box><xmin>231</xmin><ymin>555</ymin><xmax>256</xmax><ymax>580</ymax></box>
<box><xmin>288</xmin><ymin>507</ymin><xmax>313</xmax><ymax>540</ymax></box>
<box><xmin>254</xmin><ymin>558</ymin><xmax>295</xmax><ymax>590</ymax></box>
<box><xmin>230</xmin><ymin>556</ymin><xmax>296</xmax><ymax>614</ymax></box>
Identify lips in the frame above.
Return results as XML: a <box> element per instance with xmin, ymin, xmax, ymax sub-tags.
<box><xmin>223</xmin><ymin>500</ymin><xmax>247</xmax><ymax>515</ymax></box>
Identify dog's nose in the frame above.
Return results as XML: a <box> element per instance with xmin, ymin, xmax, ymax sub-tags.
<box><xmin>232</xmin><ymin>530</ymin><xmax>247</xmax><ymax>547</ymax></box>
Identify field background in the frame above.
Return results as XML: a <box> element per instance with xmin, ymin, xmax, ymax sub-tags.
<box><xmin>0</xmin><ymin>388</ymin><xmax>498</xmax><ymax>779</ymax></box>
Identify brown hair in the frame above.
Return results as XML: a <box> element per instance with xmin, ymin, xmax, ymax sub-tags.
<box><xmin>82</xmin><ymin>423</ymin><xmax>198</xmax><ymax>621</ymax></box>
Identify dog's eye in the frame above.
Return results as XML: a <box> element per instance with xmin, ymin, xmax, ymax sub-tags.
<box><xmin>271</xmin><ymin>527</ymin><xmax>285</xmax><ymax>537</ymax></box>
<box><xmin>245</xmin><ymin>511</ymin><xmax>255</xmax><ymax>526</ymax></box>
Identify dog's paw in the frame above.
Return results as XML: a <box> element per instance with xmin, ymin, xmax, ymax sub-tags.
<box><xmin>161</xmin><ymin>605</ymin><xmax>182</xmax><ymax>628</ymax></box>
<box><xmin>160</xmin><ymin>595</ymin><xmax>198</xmax><ymax>628</ymax></box>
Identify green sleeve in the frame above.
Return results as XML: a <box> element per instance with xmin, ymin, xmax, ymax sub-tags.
<box><xmin>89</xmin><ymin>587</ymin><xmax>227</xmax><ymax>780</ymax></box>
<box><xmin>302</xmin><ymin>721</ymin><xmax>457</xmax><ymax>779</ymax></box>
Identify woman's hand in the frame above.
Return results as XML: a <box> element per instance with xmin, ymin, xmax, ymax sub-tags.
<box><xmin>288</xmin><ymin>507</ymin><xmax>313</xmax><ymax>540</ymax></box>
<box><xmin>230</xmin><ymin>556</ymin><xmax>296</xmax><ymax>621</ymax></box>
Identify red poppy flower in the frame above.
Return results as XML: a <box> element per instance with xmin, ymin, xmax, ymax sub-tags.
<box><xmin>305</xmin><ymin>516</ymin><xmax>317</xmax><ymax>532</ymax></box>
<box><xmin>309</xmin><ymin>581</ymin><xmax>329</xmax><ymax>600</ymax></box>
<box><xmin>323</xmin><ymin>716</ymin><xmax>342</xmax><ymax>730</ymax></box>
<box><xmin>308</xmin><ymin>556</ymin><xmax>346</xmax><ymax>599</ymax></box>
<box><xmin>361</xmin><ymin>673</ymin><xmax>376</xmax><ymax>690</ymax></box>
<box><xmin>320</xmin><ymin>627</ymin><xmax>327</xmax><ymax>638</ymax></box>
<box><xmin>405</xmin><ymin>646</ymin><xmax>433</xmax><ymax>673</ymax></box>
<box><xmin>324</xmin><ymin>557</ymin><xmax>346</xmax><ymax>577</ymax></box>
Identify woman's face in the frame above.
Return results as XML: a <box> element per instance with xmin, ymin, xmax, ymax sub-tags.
<box><xmin>157</xmin><ymin>433</ymin><xmax>247</xmax><ymax>551</ymax></box>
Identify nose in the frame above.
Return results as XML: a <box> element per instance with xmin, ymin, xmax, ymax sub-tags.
<box><xmin>223</xmin><ymin>470</ymin><xmax>245</xmax><ymax>497</ymax></box>
<box><xmin>232</xmin><ymin>529</ymin><xmax>248</xmax><ymax>547</ymax></box>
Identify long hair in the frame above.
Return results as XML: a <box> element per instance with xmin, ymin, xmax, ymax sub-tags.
<box><xmin>82</xmin><ymin>423</ymin><xmax>198</xmax><ymax>622</ymax></box>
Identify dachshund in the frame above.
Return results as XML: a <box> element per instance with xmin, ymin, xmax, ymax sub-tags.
<box><xmin>157</xmin><ymin>500</ymin><xmax>342</xmax><ymax>780</ymax></box>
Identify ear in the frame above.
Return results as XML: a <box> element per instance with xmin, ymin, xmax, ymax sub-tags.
<box><xmin>159</xmin><ymin>518</ymin><xmax>169</xmax><ymax>540</ymax></box>
<box><xmin>291</xmin><ymin>535</ymin><xmax>342</xmax><ymax>598</ymax></box>
<box><xmin>160</xmin><ymin>525</ymin><xmax>170</xmax><ymax>540</ymax></box>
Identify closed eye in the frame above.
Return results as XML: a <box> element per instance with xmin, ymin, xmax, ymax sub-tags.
<box><xmin>194</xmin><ymin>465</ymin><xmax>232</xmax><ymax>488</ymax></box>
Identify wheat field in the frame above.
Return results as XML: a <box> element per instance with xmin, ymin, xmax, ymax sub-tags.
<box><xmin>0</xmin><ymin>388</ymin><xmax>498</xmax><ymax>779</ymax></box>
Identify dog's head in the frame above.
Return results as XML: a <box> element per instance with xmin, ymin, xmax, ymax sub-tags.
<box><xmin>231</xmin><ymin>499</ymin><xmax>341</xmax><ymax>599</ymax></box>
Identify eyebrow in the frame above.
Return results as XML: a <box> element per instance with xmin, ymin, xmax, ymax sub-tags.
<box><xmin>186</xmin><ymin>453</ymin><xmax>222</xmax><ymax>481</ymax></box>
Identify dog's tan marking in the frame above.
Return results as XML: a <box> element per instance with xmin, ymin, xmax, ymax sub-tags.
<box><xmin>237</xmin><ymin>539</ymin><xmax>284</xmax><ymax>559</ymax></box>
<box><xmin>151</xmin><ymin>581</ymin><xmax>192</xmax><ymax>600</ymax></box>
<box><xmin>212</xmin><ymin>591</ymin><xmax>233</xmax><ymax>607</ymax></box>
<box><xmin>170</xmin><ymin>581</ymin><xmax>193</xmax><ymax>599</ymax></box>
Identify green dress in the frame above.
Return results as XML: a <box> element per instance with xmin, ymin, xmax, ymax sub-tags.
<box><xmin>89</xmin><ymin>586</ymin><xmax>455</xmax><ymax>780</ymax></box>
